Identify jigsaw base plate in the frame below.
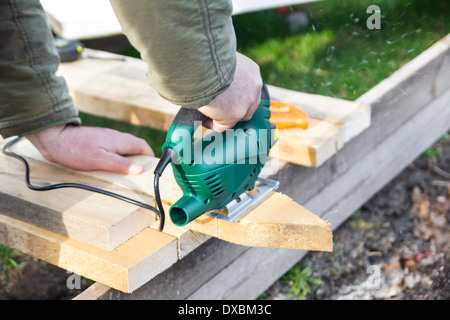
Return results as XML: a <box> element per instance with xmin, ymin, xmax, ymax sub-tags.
<box><xmin>205</xmin><ymin>177</ymin><xmax>280</xmax><ymax>223</ymax></box>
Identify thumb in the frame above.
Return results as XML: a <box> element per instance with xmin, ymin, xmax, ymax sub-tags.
<box><xmin>211</xmin><ymin>120</ymin><xmax>236</xmax><ymax>132</ymax></box>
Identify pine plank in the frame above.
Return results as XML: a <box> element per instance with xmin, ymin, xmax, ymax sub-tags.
<box><xmin>0</xmin><ymin>212</ymin><xmax>177</xmax><ymax>293</ymax></box>
<box><xmin>187</xmin><ymin>192</ymin><xmax>332</xmax><ymax>251</ymax></box>
<box><xmin>270</xmin><ymin>117</ymin><xmax>343</xmax><ymax>167</ymax></box>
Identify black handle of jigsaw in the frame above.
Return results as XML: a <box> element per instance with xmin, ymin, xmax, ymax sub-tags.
<box><xmin>172</xmin><ymin>80</ymin><xmax>269</xmax><ymax>128</ymax></box>
<box><xmin>172</xmin><ymin>107</ymin><xmax>208</xmax><ymax>127</ymax></box>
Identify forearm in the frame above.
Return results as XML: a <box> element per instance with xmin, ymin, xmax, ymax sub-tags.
<box><xmin>0</xmin><ymin>0</ymin><xmax>80</xmax><ymax>139</ymax></box>
<box><xmin>110</xmin><ymin>0</ymin><xmax>237</xmax><ymax>108</ymax></box>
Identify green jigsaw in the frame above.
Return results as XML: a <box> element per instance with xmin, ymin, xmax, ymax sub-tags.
<box><xmin>153</xmin><ymin>81</ymin><xmax>279</xmax><ymax>231</ymax></box>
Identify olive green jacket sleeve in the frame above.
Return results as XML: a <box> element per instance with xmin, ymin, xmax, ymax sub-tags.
<box><xmin>0</xmin><ymin>0</ymin><xmax>81</xmax><ymax>139</ymax></box>
<box><xmin>0</xmin><ymin>0</ymin><xmax>235</xmax><ymax>139</ymax></box>
<box><xmin>110</xmin><ymin>0</ymin><xmax>237</xmax><ymax>109</ymax></box>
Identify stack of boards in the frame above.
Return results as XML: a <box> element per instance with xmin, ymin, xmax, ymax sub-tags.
<box><xmin>0</xmin><ymin>49</ymin><xmax>370</xmax><ymax>293</ymax></box>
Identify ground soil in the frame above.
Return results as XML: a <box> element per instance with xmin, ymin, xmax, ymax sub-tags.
<box><xmin>265</xmin><ymin>134</ymin><xmax>449</xmax><ymax>300</ymax></box>
<box><xmin>0</xmin><ymin>135</ymin><xmax>448</xmax><ymax>300</ymax></box>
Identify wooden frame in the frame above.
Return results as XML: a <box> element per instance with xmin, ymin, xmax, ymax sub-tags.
<box><xmin>0</xmin><ymin>32</ymin><xmax>448</xmax><ymax>298</ymax></box>
<box><xmin>74</xmin><ymin>34</ymin><xmax>450</xmax><ymax>299</ymax></box>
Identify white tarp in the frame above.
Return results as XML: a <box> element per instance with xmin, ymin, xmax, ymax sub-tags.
<box><xmin>41</xmin><ymin>0</ymin><xmax>317</xmax><ymax>39</ymax></box>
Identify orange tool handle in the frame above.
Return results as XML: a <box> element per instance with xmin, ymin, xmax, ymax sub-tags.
<box><xmin>270</xmin><ymin>101</ymin><xmax>309</xmax><ymax>129</ymax></box>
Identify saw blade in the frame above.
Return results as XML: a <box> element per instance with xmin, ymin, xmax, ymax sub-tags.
<box><xmin>204</xmin><ymin>177</ymin><xmax>279</xmax><ymax>223</ymax></box>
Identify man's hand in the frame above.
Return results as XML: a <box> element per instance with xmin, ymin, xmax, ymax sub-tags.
<box><xmin>26</xmin><ymin>124</ymin><xmax>154</xmax><ymax>174</ymax></box>
<box><xmin>198</xmin><ymin>52</ymin><xmax>262</xmax><ymax>132</ymax></box>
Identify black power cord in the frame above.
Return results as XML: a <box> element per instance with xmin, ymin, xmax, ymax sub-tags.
<box><xmin>2</xmin><ymin>136</ymin><xmax>167</xmax><ymax>231</ymax></box>
<box><xmin>153</xmin><ymin>147</ymin><xmax>177</xmax><ymax>232</ymax></box>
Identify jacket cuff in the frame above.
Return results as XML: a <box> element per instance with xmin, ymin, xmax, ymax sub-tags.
<box><xmin>0</xmin><ymin>104</ymin><xmax>81</xmax><ymax>138</ymax></box>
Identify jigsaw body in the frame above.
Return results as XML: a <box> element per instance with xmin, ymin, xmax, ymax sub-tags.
<box><xmin>154</xmin><ymin>82</ymin><xmax>279</xmax><ymax>229</ymax></box>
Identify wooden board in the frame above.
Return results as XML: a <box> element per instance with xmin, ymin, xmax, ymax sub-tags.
<box><xmin>187</xmin><ymin>192</ymin><xmax>332</xmax><ymax>251</ymax></box>
<box><xmin>0</xmin><ymin>213</ymin><xmax>178</xmax><ymax>293</ymax></box>
<box><xmin>56</xmin><ymin>48</ymin><xmax>370</xmax><ymax>167</ymax></box>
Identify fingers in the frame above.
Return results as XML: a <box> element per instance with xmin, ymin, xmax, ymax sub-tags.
<box><xmin>94</xmin><ymin>150</ymin><xmax>145</xmax><ymax>175</ymax></box>
<box><xmin>202</xmin><ymin>87</ymin><xmax>262</xmax><ymax>132</ymax></box>
<box><xmin>27</xmin><ymin>125</ymin><xmax>154</xmax><ymax>175</ymax></box>
<box><xmin>64</xmin><ymin>148</ymin><xmax>144</xmax><ymax>174</ymax></box>
<box><xmin>109</xmin><ymin>131</ymin><xmax>154</xmax><ymax>157</ymax></box>
<box><xmin>197</xmin><ymin>52</ymin><xmax>262</xmax><ymax>132</ymax></box>
<box><xmin>241</xmin><ymin>89</ymin><xmax>261</xmax><ymax>122</ymax></box>
<box><xmin>210</xmin><ymin>121</ymin><xmax>231</xmax><ymax>133</ymax></box>
<box><xmin>87</xmin><ymin>130</ymin><xmax>152</xmax><ymax>174</ymax></box>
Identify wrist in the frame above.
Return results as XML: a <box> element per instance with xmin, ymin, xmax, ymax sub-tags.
<box><xmin>26</xmin><ymin>124</ymin><xmax>67</xmax><ymax>161</ymax></box>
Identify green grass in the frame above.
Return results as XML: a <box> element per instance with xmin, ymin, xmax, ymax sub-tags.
<box><xmin>421</xmin><ymin>132</ymin><xmax>449</xmax><ymax>159</ymax></box>
<box><xmin>0</xmin><ymin>244</ymin><xmax>26</xmax><ymax>284</ymax></box>
<box><xmin>282</xmin><ymin>262</ymin><xmax>324</xmax><ymax>299</ymax></box>
<box><xmin>233</xmin><ymin>0</ymin><xmax>450</xmax><ymax>100</ymax></box>
<box><xmin>349</xmin><ymin>209</ymin><xmax>374</xmax><ymax>231</ymax></box>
